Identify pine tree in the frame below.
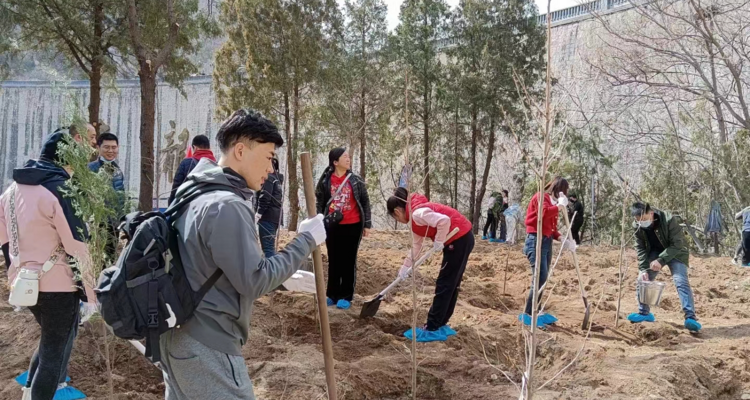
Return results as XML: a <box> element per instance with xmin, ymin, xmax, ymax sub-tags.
<box><xmin>392</xmin><ymin>0</ymin><xmax>451</xmax><ymax>200</ymax></box>
<box><xmin>214</xmin><ymin>0</ymin><xmax>341</xmax><ymax>230</ymax></box>
<box><xmin>125</xmin><ymin>0</ymin><xmax>219</xmax><ymax>211</ymax></box>
<box><xmin>1</xmin><ymin>0</ymin><xmax>128</xmax><ymax>131</ymax></box>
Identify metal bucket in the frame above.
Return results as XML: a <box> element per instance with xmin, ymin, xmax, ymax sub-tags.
<box><xmin>637</xmin><ymin>280</ymin><xmax>666</xmax><ymax>307</ymax></box>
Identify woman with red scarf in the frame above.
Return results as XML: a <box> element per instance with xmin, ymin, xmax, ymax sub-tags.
<box><xmin>519</xmin><ymin>176</ymin><xmax>576</xmax><ymax>328</ymax></box>
<box><xmin>387</xmin><ymin>188</ymin><xmax>474</xmax><ymax>342</ymax></box>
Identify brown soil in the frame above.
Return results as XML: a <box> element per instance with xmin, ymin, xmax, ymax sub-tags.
<box><xmin>2</xmin><ymin>230</ymin><xmax>750</xmax><ymax>399</ymax></box>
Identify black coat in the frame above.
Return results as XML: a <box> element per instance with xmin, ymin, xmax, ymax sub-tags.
<box><xmin>569</xmin><ymin>200</ymin><xmax>584</xmax><ymax>226</ymax></box>
<box><xmin>255</xmin><ymin>172</ymin><xmax>284</xmax><ymax>224</ymax></box>
<box><xmin>315</xmin><ymin>170</ymin><xmax>372</xmax><ymax>230</ymax></box>
<box><xmin>168</xmin><ymin>157</ymin><xmax>199</xmax><ymax>205</ymax></box>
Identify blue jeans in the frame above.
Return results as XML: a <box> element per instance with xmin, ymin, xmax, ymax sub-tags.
<box><xmin>523</xmin><ymin>234</ymin><xmax>553</xmax><ymax>315</ymax></box>
<box><xmin>638</xmin><ymin>257</ymin><xmax>697</xmax><ymax>320</ymax></box>
<box><xmin>258</xmin><ymin>220</ymin><xmax>278</xmax><ymax>258</ymax></box>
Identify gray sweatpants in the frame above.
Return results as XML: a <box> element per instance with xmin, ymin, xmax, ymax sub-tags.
<box><xmin>160</xmin><ymin>329</ymin><xmax>255</xmax><ymax>400</ymax></box>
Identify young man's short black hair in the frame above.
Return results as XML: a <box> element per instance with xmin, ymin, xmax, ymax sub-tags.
<box><xmin>502</xmin><ymin>189</ymin><xmax>509</xmax><ymax>195</ymax></box>
<box><xmin>631</xmin><ymin>202</ymin><xmax>651</xmax><ymax>217</ymax></box>
<box><xmin>569</xmin><ymin>193</ymin><xmax>577</xmax><ymax>199</ymax></box>
<box><xmin>216</xmin><ymin>109</ymin><xmax>283</xmax><ymax>153</ymax></box>
<box><xmin>97</xmin><ymin>132</ymin><xmax>119</xmax><ymax>146</ymax></box>
<box><xmin>192</xmin><ymin>134</ymin><xmax>211</xmax><ymax>149</ymax></box>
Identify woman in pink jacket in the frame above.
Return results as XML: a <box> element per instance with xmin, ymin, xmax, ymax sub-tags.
<box><xmin>0</xmin><ymin>129</ymin><xmax>92</xmax><ymax>400</ymax></box>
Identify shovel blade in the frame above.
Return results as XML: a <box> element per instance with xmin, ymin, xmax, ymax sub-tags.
<box><xmin>581</xmin><ymin>299</ymin><xmax>591</xmax><ymax>331</ymax></box>
<box><xmin>359</xmin><ymin>296</ymin><xmax>383</xmax><ymax>318</ymax></box>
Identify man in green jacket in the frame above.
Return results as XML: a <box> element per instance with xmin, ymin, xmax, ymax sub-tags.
<box><xmin>628</xmin><ymin>202</ymin><xmax>701</xmax><ymax>332</ymax></box>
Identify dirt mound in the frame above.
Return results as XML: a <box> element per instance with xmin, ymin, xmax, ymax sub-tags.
<box><xmin>3</xmin><ymin>231</ymin><xmax>750</xmax><ymax>399</ymax></box>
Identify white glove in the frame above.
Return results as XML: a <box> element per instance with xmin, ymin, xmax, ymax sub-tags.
<box><xmin>564</xmin><ymin>239</ymin><xmax>577</xmax><ymax>253</ymax></box>
<box><xmin>639</xmin><ymin>271</ymin><xmax>650</xmax><ymax>282</ymax></box>
<box><xmin>299</xmin><ymin>214</ymin><xmax>326</xmax><ymax>246</ymax></box>
<box><xmin>399</xmin><ymin>265</ymin><xmax>411</xmax><ymax>280</ymax></box>
<box><xmin>433</xmin><ymin>241</ymin><xmax>444</xmax><ymax>252</ymax></box>
<box><xmin>556</xmin><ymin>192</ymin><xmax>569</xmax><ymax>207</ymax></box>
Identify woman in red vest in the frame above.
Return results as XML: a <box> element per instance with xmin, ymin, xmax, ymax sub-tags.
<box><xmin>386</xmin><ymin>187</ymin><xmax>474</xmax><ymax>342</ymax></box>
<box><xmin>520</xmin><ymin>176</ymin><xmax>576</xmax><ymax>328</ymax></box>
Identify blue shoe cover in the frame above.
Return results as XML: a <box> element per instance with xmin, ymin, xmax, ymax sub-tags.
<box><xmin>54</xmin><ymin>383</ymin><xmax>86</xmax><ymax>400</ymax></box>
<box><xmin>336</xmin><ymin>299</ymin><xmax>351</xmax><ymax>310</ymax></box>
<box><xmin>685</xmin><ymin>318</ymin><xmax>701</xmax><ymax>332</ymax></box>
<box><xmin>403</xmin><ymin>327</ymin><xmax>448</xmax><ymax>342</ymax></box>
<box><xmin>481</xmin><ymin>236</ymin><xmax>488</xmax><ymax>240</ymax></box>
<box><xmin>439</xmin><ymin>325</ymin><xmax>457</xmax><ymax>337</ymax></box>
<box><xmin>518</xmin><ymin>313</ymin><xmax>546</xmax><ymax>328</ymax></box>
<box><xmin>16</xmin><ymin>371</ymin><xmax>70</xmax><ymax>386</ymax></box>
<box><xmin>627</xmin><ymin>312</ymin><xmax>655</xmax><ymax>323</ymax></box>
<box><xmin>326</xmin><ymin>298</ymin><xmax>335</xmax><ymax>307</ymax></box>
<box><xmin>743</xmin><ymin>263</ymin><xmax>750</xmax><ymax>268</ymax></box>
<box><xmin>538</xmin><ymin>313</ymin><xmax>558</xmax><ymax>325</ymax></box>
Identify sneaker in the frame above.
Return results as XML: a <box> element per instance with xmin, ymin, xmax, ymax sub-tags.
<box><xmin>731</xmin><ymin>258</ymin><xmax>738</xmax><ymax>266</ymax></box>
<box><xmin>685</xmin><ymin>318</ymin><xmax>702</xmax><ymax>332</ymax></box>
<box><xmin>518</xmin><ymin>313</ymin><xmax>547</xmax><ymax>328</ymax></box>
<box><xmin>438</xmin><ymin>325</ymin><xmax>457</xmax><ymax>337</ymax></box>
<box><xmin>326</xmin><ymin>298</ymin><xmax>335</xmax><ymax>307</ymax></box>
<box><xmin>627</xmin><ymin>312</ymin><xmax>655</xmax><ymax>323</ymax></box>
<box><xmin>336</xmin><ymin>299</ymin><xmax>351</xmax><ymax>310</ymax></box>
<box><xmin>403</xmin><ymin>327</ymin><xmax>448</xmax><ymax>342</ymax></box>
<box><xmin>538</xmin><ymin>313</ymin><xmax>558</xmax><ymax>325</ymax></box>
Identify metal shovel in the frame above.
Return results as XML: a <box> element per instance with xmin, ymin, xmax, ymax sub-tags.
<box><xmin>562</xmin><ymin>211</ymin><xmax>591</xmax><ymax>330</ymax></box>
<box><xmin>360</xmin><ymin>228</ymin><xmax>459</xmax><ymax>318</ymax></box>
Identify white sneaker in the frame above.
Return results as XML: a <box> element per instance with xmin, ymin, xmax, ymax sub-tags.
<box><xmin>731</xmin><ymin>258</ymin><xmax>738</xmax><ymax>266</ymax></box>
<box><xmin>21</xmin><ymin>387</ymin><xmax>31</xmax><ymax>400</ymax></box>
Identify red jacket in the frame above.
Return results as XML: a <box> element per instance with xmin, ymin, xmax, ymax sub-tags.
<box><xmin>525</xmin><ymin>192</ymin><xmax>561</xmax><ymax>240</ymax></box>
<box><xmin>408</xmin><ymin>194</ymin><xmax>472</xmax><ymax>244</ymax></box>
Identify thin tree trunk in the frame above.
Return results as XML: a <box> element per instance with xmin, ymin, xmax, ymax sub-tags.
<box><xmin>423</xmin><ymin>88</ymin><xmax>430</xmax><ymax>199</ymax></box>
<box><xmin>453</xmin><ymin>107</ymin><xmax>459</xmax><ymax>209</ymax></box>
<box><xmin>283</xmin><ymin>91</ymin><xmax>296</xmax><ymax>231</ymax></box>
<box><xmin>288</xmin><ymin>83</ymin><xmax>301</xmax><ymax>230</ymax></box>
<box><xmin>360</xmin><ymin>88</ymin><xmax>366</xmax><ymax>180</ymax></box>
<box><xmin>89</xmin><ymin>58</ymin><xmax>102</xmax><ymax>132</ymax></box>
<box><xmin>468</xmin><ymin>107</ymin><xmax>478</xmax><ymax>221</ymax></box>
<box><xmin>473</xmin><ymin>118</ymin><xmax>495</xmax><ymax>233</ymax></box>
<box><xmin>138</xmin><ymin>71</ymin><xmax>157</xmax><ymax>212</ymax></box>
<box><xmin>88</xmin><ymin>0</ymin><xmax>104</xmax><ymax>132</ymax></box>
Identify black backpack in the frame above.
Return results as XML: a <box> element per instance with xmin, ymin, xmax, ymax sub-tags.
<box><xmin>96</xmin><ymin>183</ymin><xmax>240</xmax><ymax>363</ymax></box>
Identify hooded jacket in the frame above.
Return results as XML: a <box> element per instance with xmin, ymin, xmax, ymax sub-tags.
<box><xmin>0</xmin><ymin>132</ymin><xmax>90</xmax><ymax>293</ymax></box>
<box><xmin>172</xmin><ymin>158</ymin><xmax>316</xmax><ymax>356</ymax></box>
<box><xmin>633</xmin><ymin>209</ymin><xmax>689</xmax><ymax>271</ymax></box>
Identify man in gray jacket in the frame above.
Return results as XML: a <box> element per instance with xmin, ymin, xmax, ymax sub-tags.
<box><xmin>159</xmin><ymin>109</ymin><xmax>326</xmax><ymax>400</ymax></box>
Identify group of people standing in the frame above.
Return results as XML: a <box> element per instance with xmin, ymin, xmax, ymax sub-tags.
<box><xmin>2</xmin><ymin>112</ymin><xmax>714</xmax><ymax>400</ymax></box>
<box><xmin>516</xmin><ymin>176</ymin><xmax>701</xmax><ymax>333</ymax></box>
<box><xmin>0</xmin><ymin>123</ymin><xmax>132</xmax><ymax>400</ymax></box>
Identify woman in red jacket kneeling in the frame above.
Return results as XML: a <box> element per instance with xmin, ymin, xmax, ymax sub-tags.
<box><xmin>387</xmin><ymin>188</ymin><xmax>474</xmax><ymax>342</ymax></box>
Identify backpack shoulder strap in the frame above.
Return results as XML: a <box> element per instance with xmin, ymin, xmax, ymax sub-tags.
<box><xmin>325</xmin><ymin>172</ymin><xmax>352</xmax><ymax>209</ymax></box>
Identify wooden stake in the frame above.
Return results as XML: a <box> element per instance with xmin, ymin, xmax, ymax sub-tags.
<box><xmin>615</xmin><ymin>180</ymin><xmax>629</xmax><ymax>328</ymax></box>
<box><xmin>300</xmin><ymin>152</ymin><xmax>338</xmax><ymax>400</ymax></box>
<box><xmin>503</xmin><ymin>251</ymin><xmax>509</xmax><ymax>295</ymax></box>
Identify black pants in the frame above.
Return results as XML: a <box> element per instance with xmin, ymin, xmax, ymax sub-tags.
<box><xmin>426</xmin><ymin>233</ymin><xmax>475</xmax><ymax>331</ymax></box>
<box><xmin>571</xmin><ymin>221</ymin><xmax>583</xmax><ymax>245</ymax></box>
<box><xmin>743</xmin><ymin>230</ymin><xmax>750</xmax><ymax>264</ymax></box>
<box><xmin>483</xmin><ymin>211</ymin><xmax>496</xmax><ymax>238</ymax></box>
<box><xmin>325</xmin><ymin>223</ymin><xmax>363</xmax><ymax>301</ymax></box>
<box><xmin>27</xmin><ymin>292</ymin><xmax>79</xmax><ymax>400</ymax></box>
